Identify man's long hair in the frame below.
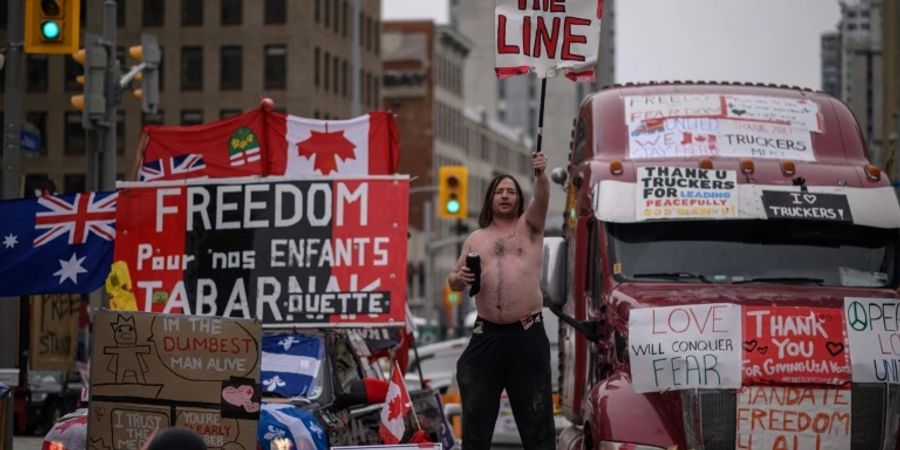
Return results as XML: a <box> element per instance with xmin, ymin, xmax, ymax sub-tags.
<box><xmin>479</xmin><ymin>174</ymin><xmax>524</xmax><ymax>228</ymax></box>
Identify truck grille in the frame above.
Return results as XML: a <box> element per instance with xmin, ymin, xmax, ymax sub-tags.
<box><xmin>682</xmin><ymin>384</ymin><xmax>900</xmax><ymax>450</ymax></box>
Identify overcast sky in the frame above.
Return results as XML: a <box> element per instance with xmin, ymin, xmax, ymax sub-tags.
<box><xmin>382</xmin><ymin>0</ymin><xmax>841</xmax><ymax>89</ymax></box>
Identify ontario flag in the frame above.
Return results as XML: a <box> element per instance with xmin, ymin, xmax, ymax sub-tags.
<box><xmin>139</xmin><ymin>107</ymin><xmax>287</xmax><ymax>181</ymax></box>
<box><xmin>272</xmin><ymin>112</ymin><xmax>400</xmax><ymax>177</ymax></box>
<box><xmin>379</xmin><ymin>364</ymin><xmax>412</xmax><ymax>444</ymax></box>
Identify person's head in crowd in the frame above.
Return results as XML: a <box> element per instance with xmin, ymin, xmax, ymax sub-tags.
<box><xmin>142</xmin><ymin>427</ymin><xmax>207</xmax><ymax>450</ymax></box>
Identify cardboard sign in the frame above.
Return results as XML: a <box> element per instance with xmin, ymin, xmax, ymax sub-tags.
<box><xmin>89</xmin><ymin>310</ymin><xmax>261</xmax><ymax>450</ymax></box>
<box><xmin>29</xmin><ymin>294</ymin><xmax>81</xmax><ymax>372</ymax></box>
<box><xmin>736</xmin><ymin>386</ymin><xmax>851</xmax><ymax>450</ymax></box>
<box><xmin>762</xmin><ymin>191</ymin><xmax>853</xmax><ymax>223</ymax></box>
<box><xmin>494</xmin><ymin>0</ymin><xmax>602</xmax><ymax>78</ymax></box>
<box><xmin>844</xmin><ymin>297</ymin><xmax>900</xmax><ymax>383</ymax></box>
<box><xmin>113</xmin><ymin>177</ymin><xmax>409</xmax><ymax>328</ymax></box>
<box><xmin>628</xmin><ymin>303</ymin><xmax>742</xmax><ymax>393</ymax></box>
<box><xmin>625</xmin><ymin>94</ymin><xmax>723</xmax><ymax>125</ymax></box>
<box><xmin>742</xmin><ymin>307</ymin><xmax>850</xmax><ymax>385</ymax></box>
<box><xmin>636</xmin><ymin>166</ymin><xmax>738</xmax><ymax>220</ymax></box>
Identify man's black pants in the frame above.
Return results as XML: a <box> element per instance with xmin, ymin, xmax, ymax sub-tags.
<box><xmin>456</xmin><ymin>314</ymin><xmax>555</xmax><ymax>450</ymax></box>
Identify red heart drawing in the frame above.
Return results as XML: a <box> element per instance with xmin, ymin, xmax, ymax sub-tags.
<box><xmin>742</xmin><ymin>340</ymin><xmax>757</xmax><ymax>352</ymax></box>
<box><xmin>826</xmin><ymin>341</ymin><xmax>845</xmax><ymax>356</ymax></box>
<box><xmin>757</xmin><ymin>346</ymin><xmax>768</xmax><ymax>355</ymax></box>
<box><xmin>222</xmin><ymin>385</ymin><xmax>253</xmax><ymax>407</ymax></box>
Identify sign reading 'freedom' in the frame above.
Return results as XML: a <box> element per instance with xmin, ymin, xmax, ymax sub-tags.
<box><xmin>113</xmin><ymin>177</ymin><xmax>409</xmax><ymax>328</ymax></box>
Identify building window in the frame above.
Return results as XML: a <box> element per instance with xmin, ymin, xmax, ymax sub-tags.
<box><xmin>181</xmin><ymin>46</ymin><xmax>203</xmax><ymax>90</ymax></box>
<box><xmin>315</xmin><ymin>0</ymin><xmax>320</xmax><ymax>23</ymax></box>
<box><xmin>64</xmin><ymin>175</ymin><xmax>86</xmax><ymax>194</ymax></box>
<box><xmin>182</xmin><ymin>0</ymin><xmax>203</xmax><ymax>25</ymax></box>
<box><xmin>25</xmin><ymin>111</ymin><xmax>48</xmax><ymax>155</ymax></box>
<box><xmin>0</xmin><ymin>1</ymin><xmax>6</xmax><ymax>30</ymax></box>
<box><xmin>342</xmin><ymin>1</ymin><xmax>348</xmax><ymax>37</ymax></box>
<box><xmin>220</xmin><ymin>109</ymin><xmax>242</xmax><ymax>119</ymax></box>
<box><xmin>143</xmin><ymin>0</ymin><xmax>164</xmax><ymax>26</ymax></box>
<box><xmin>181</xmin><ymin>110</ymin><xmax>204</xmax><ymax>125</ymax></box>
<box><xmin>142</xmin><ymin>110</ymin><xmax>165</xmax><ymax>125</ymax></box>
<box><xmin>157</xmin><ymin>46</ymin><xmax>166</xmax><ymax>91</ymax></box>
<box><xmin>221</xmin><ymin>0</ymin><xmax>242</xmax><ymax>25</ymax></box>
<box><xmin>265</xmin><ymin>45</ymin><xmax>287</xmax><ymax>89</ymax></box>
<box><xmin>117</xmin><ymin>1</ymin><xmax>126</xmax><ymax>27</ymax></box>
<box><xmin>65</xmin><ymin>55</ymin><xmax>82</xmax><ymax>92</ymax></box>
<box><xmin>342</xmin><ymin>60</ymin><xmax>348</xmax><ymax>97</ymax></box>
<box><xmin>65</xmin><ymin>112</ymin><xmax>85</xmax><ymax>155</ymax></box>
<box><xmin>314</xmin><ymin>47</ymin><xmax>320</xmax><ymax>88</ymax></box>
<box><xmin>324</xmin><ymin>0</ymin><xmax>330</xmax><ymax>28</ymax></box>
<box><xmin>116</xmin><ymin>110</ymin><xmax>125</xmax><ymax>154</ymax></box>
<box><xmin>332</xmin><ymin>57</ymin><xmax>339</xmax><ymax>94</ymax></box>
<box><xmin>332</xmin><ymin>0</ymin><xmax>340</xmax><ymax>33</ymax></box>
<box><xmin>220</xmin><ymin>46</ymin><xmax>242</xmax><ymax>90</ymax></box>
<box><xmin>24</xmin><ymin>174</ymin><xmax>53</xmax><ymax>197</ymax></box>
<box><xmin>265</xmin><ymin>0</ymin><xmax>285</xmax><ymax>24</ymax></box>
<box><xmin>324</xmin><ymin>52</ymin><xmax>331</xmax><ymax>93</ymax></box>
<box><xmin>26</xmin><ymin>55</ymin><xmax>48</xmax><ymax>92</ymax></box>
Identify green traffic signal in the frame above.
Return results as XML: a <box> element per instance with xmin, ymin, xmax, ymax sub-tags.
<box><xmin>448</xmin><ymin>292</ymin><xmax>460</xmax><ymax>304</ymax></box>
<box><xmin>446</xmin><ymin>198</ymin><xmax>461</xmax><ymax>214</ymax></box>
<box><xmin>40</xmin><ymin>20</ymin><xmax>61</xmax><ymax>40</ymax></box>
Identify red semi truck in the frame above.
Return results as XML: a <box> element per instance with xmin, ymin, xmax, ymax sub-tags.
<box><xmin>541</xmin><ymin>82</ymin><xmax>900</xmax><ymax>450</ymax></box>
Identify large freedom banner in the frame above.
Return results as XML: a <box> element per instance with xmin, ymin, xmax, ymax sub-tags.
<box><xmin>113</xmin><ymin>177</ymin><xmax>409</xmax><ymax>328</ymax></box>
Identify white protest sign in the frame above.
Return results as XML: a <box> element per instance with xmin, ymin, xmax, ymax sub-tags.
<box><xmin>844</xmin><ymin>297</ymin><xmax>900</xmax><ymax>383</ymax></box>
<box><xmin>736</xmin><ymin>386</ymin><xmax>851</xmax><ymax>450</ymax></box>
<box><xmin>624</xmin><ymin>94</ymin><xmax>723</xmax><ymax>125</ymax></box>
<box><xmin>724</xmin><ymin>95</ymin><xmax>824</xmax><ymax>132</ymax></box>
<box><xmin>494</xmin><ymin>0</ymin><xmax>602</xmax><ymax>79</ymax></box>
<box><xmin>716</xmin><ymin>120</ymin><xmax>815</xmax><ymax>161</ymax></box>
<box><xmin>628</xmin><ymin>303</ymin><xmax>742</xmax><ymax>393</ymax></box>
<box><xmin>636</xmin><ymin>166</ymin><xmax>738</xmax><ymax>221</ymax></box>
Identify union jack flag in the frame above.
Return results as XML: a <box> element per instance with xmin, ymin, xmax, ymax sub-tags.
<box><xmin>139</xmin><ymin>153</ymin><xmax>207</xmax><ymax>181</ymax></box>
<box><xmin>33</xmin><ymin>192</ymin><xmax>118</xmax><ymax>247</ymax></box>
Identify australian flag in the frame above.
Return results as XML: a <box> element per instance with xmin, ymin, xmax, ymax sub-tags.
<box><xmin>261</xmin><ymin>334</ymin><xmax>324</xmax><ymax>398</ymax></box>
<box><xmin>139</xmin><ymin>153</ymin><xmax>206</xmax><ymax>182</ymax></box>
<box><xmin>0</xmin><ymin>192</ymin><xmax>117</xmax><ymax>296</ymax></box>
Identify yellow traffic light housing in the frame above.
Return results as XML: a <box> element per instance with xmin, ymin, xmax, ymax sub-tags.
<box><xmin>438</xmin><ymin>166</ymin><xmax>468</xmax><ymax>220</ymax></box>
<box><xmin>25</xmin><ymin>0</ymin><xmax>81</xmax><ymax>54</ymax></box>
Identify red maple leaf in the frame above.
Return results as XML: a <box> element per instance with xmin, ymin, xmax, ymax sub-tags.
<box><xmin>296</xmin><ymin>130</ymin><xmax>357</xmax><ymax>175</ymax></box>
<box><xmin>387</xmin><ymin>394</ymin><xmax>407</xmax><ymax>421</ymax></box>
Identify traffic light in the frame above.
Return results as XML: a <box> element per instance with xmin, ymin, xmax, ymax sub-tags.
<box><xmin>70</xmin><ymin>33</ymin><xmax>107</xmax><ymax>129</ymax></box>
<box><xmin>128</xmin><ymin>33</ymin><xmax>161</xmax><ymax>114</ymax></box>
<box><xmin>438</xmin><ymin>166</ymin><xmax>468</xmax><ymax>220</ymax></box>
<box><xmin>443</xmin><ymin>284</ymin><xmax>461</xmax><ymax>308</ymax></box>
<box><xmin>25</xmin><ymin>0</ymin><xmax>81</xmax><ymax>54</ymax></box>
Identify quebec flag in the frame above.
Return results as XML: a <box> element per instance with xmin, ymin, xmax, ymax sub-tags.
<box><xmin>261</xmin><ymin>334</ymin><xmax>324</xmax><ymax>397</ymax></box>
<box><xmin>258</xmin><ymin>403</ymin><xmax>328</xmax><ymax>450</ymax></box>
<box><xmin>0</xmin><ymin>192</ymin><xmax>117</xmax><ymax>296</ymax></box>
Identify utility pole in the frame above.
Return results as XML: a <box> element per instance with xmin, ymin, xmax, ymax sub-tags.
<box><xmin>0</xmin><ymin>0</ymin><xmax>24</xmax><ymax>446</ymax></box>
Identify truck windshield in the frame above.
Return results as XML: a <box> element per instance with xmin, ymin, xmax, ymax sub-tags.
<box><xmin>607</xmin><ymin>220</ymin><xmax>896</xmax><ymax>287</ymax></box>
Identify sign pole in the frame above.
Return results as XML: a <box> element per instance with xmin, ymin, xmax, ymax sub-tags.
<box><xmin>534</xmin><ymin>77</ymin><xmax>547</xmax><ymax>175</ymax></box>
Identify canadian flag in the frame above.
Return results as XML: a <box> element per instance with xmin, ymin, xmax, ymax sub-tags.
<box><xmin>280</xmin><ymin>112</ymin><xmax>400</xmax><ymax>177</ymax></box>
<box><xmin>379</xmin><ymin>365</ymin><xmax>412</xmax><ymax>444</ymax></box>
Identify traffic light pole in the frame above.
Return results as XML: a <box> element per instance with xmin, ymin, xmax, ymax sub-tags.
<box><xmin>1</xmin><ymin>0</ymin><xmax>24</xmax><ymax>447</ymax></box>
<box><xmin>100</xmin><ymin>0</ymin><xmax>118</xmax><ymax>190</ymax></box>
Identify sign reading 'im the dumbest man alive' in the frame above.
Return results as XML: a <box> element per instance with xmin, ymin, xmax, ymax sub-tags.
<box><xmin>113</xmin><ymin>177</ymin><xmax>409</xmax><ymax>328</ymax></box>
<box><xmin>628</xmin><ymin>303</ymin><xmax>742</xmax><ymax>393</ymax></box>
<box><xmin>742</xmin><ymin>306</ymin><xmax>850</xmax><ymax>385</ymax></box>
<box><xmin>494</xmin><ymin>0</ymin><xmax>602</xmax><ymax>79</ymax></box>
<box><xmin>636</xmin><ymin>166</ymin><xmax>738</xmax><ymax>221</ymax></box>
<box><xmin>736</xmin><ymin>386</ymin><xmax>851</xmax><ymax>450</ymax></box>
<box><xmin>844</xmin><ymin>297</ymin><xmax>900</xmax><ymax>383</ymax></box>
<box><xmin>89</xmin><ymin>309</ymin><xmax>261</xmax><ymax>450</ymax></box>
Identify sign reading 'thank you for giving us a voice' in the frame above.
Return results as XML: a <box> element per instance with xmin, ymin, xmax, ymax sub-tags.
<box><xmin>628</xmin><ymin>303</ymin><xmax>742</xmax><ymax>393</ymax></box>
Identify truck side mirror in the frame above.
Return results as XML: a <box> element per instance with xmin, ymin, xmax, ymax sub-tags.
<box><xmin>541</xmin><ymin>237</ymin><xmax>567</xmax><ymax>309</ymax></box>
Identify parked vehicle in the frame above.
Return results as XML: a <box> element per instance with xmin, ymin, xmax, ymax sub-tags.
<box><xmin>543</xmin><ymin>82</ymin><xmax>900</xmax><ymax>449</ymax></box>
<box><xmin>16</xmin><ymin>370</ymin><xmax>82</xmax><ymax>435</ymax></box>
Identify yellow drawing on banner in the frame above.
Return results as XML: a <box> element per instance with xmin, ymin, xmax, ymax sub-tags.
<box><xmin>106</xmin><ymin>261</ymin><xmax>138</xmax><ymax>311</ymax></box>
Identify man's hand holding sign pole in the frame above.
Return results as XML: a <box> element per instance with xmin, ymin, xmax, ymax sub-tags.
<box><xmin>494</xmin><ymin>0</ymin><xmax>603</xmax><ymax>172</ymax></box>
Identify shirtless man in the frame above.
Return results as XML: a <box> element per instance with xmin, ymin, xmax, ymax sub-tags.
<box><xmin>447</xmin><ymin>152</ymin><xmax>553</xmax><ymax>450</ymax></box>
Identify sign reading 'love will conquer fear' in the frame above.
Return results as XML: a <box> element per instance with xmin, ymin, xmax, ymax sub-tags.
<box><xmin>88</xmin><ymin>310</ymin><xmax>261</xmax><ymax>450</ymax></box>
<box><xmin>844</xmin><ymin>297</ymin><xmax>900</xmax><ymax>383</ymax></box>
<box><xmin>742</xmin><ymin>306</ymin><xmax>850</xmax><ymax>385</ymax></box>
<box><xmin>113</xmin><ymin>177</ymin><xmax>409</xmax><ymax>328</ymax></box>
<box><xmin>628</xmin><ymin>303</ymin><xmax>742</xmax><ymax>393</ymax></box>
